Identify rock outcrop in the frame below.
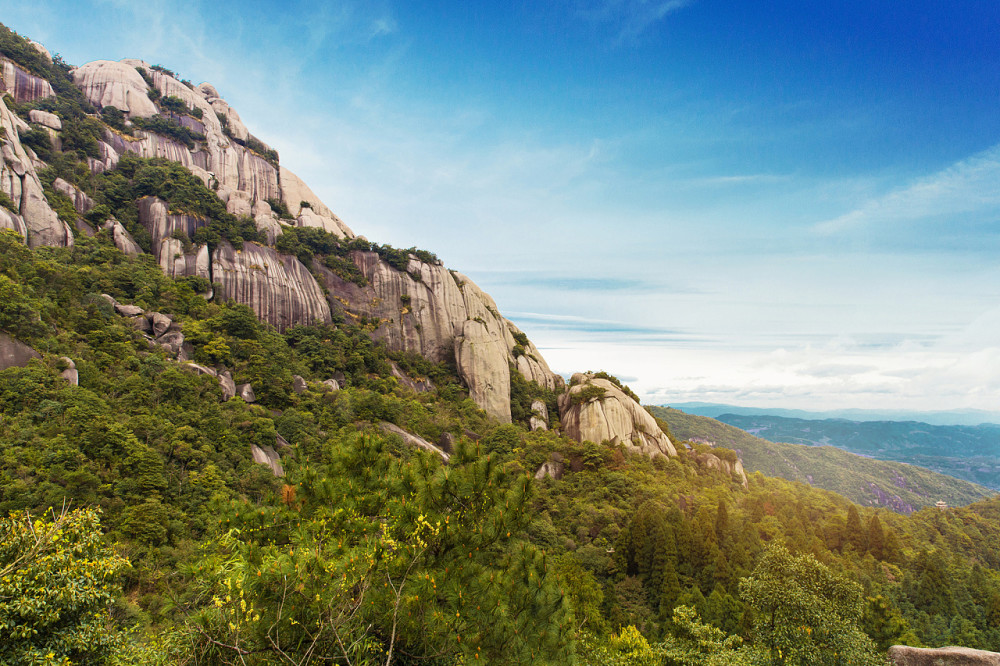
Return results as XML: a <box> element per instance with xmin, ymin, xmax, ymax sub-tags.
<box><xmin>103</xmin><ymin>219</ymin><xmax>142</xmax><ymax>256</ymax></box>
<box><xmin>0</xmin><ymin>95</ymin><xmax>74</xmax><ymax>247</ymax></box>
<box><xmin>59</xmin><ymin>357</ymin><xmax>78</xmax><ymax>386</ymax></box>
<box><xmin>250</xmin><ymin>443</ymin><xmax>284</xmax><ymax>477</ymax></box>
<box><xmin>529</xmin><ymin>399</ymin><xmax>549</xmax><ymax>431</ymax></box>
<box><xmin>1</xmin><ymin>58</ymin><xmax>54</xmax><ymax>103</ymax></box>
<box><xmin>380</xmin><ymin>422</ymin><xmax>450</xmax><ymax>462</ymax></box>
<box><xmin>49</xmin><ymin>51</ymin><xmax>561</xmax><ymax>422</ymax></box>
<box><xmin>692</xmin><ymin>450</ymin><xmax>748</xmax><ymax>488</ymax></box>
<box><xmin>558</xmin><ymin>373</ymin><xmax>677</xmax><ymax>458</ymax></box>
<box><xmin>212</xmin><ymin>241</ymin><xmax>331</xmax><ymax>331</ymax></box>
<box><xmin>316</xmin><ymin>251</ymin><xmax>560</xmax><ymax>421</ymax></box>
<box><xmin>888</xmin><ymin>645</ymin><xmax>1000</xmax><ymax>665</ymax></box>
<box><xmin>0</xmin><ymin>332</ymin><xmax>40</xmax><ymax>370</ymax></box>
<box><xmin>28</xmin><ymin>109</ymin><xmax>61</xmax><ymax>130</ymax></box>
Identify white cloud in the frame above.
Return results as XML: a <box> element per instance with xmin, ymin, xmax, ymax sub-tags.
<box><xmin>577</xmin><ymin>0</ymin><xmax>695</xmax><ymax>41</ymax></box>
<box><xmin>813</xmin><ymin>143</ymin><xmax>1000</xmax><ymax>235</ymax></box>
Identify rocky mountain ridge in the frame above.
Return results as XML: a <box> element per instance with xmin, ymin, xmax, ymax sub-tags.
<box><xmin>0</xmin><ymin>34</ymin><xmax>707</xmax><ymax>469</ymax></box>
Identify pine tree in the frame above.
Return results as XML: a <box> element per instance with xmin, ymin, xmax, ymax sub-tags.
<box><xmin>867</xmin><ymin>515</ymin><xmax>885</xmax><ymax>560</ymax></box>
<box><xmin>845</xmin><ymin>505</ymin><xmax>866</xmax><ymax>552</ymax></box>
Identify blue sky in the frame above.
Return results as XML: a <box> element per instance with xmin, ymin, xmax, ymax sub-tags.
<box><xmin>5</xmin><ymin>0</ymin><xmax>1000</xmax><ymax>413</ymax></box>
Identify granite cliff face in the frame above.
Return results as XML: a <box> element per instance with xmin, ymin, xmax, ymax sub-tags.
<box><xmin>3</xmin><ymin>43</ymin><xmax>694</xmax><ymax>446</ymax></box>
<box><xmin>316</xmin><ymin>251</ymin><xmax>561</xmax><ymax>421</ymax></box>
<box><xmin>0</xmin><ymin>78</ymin><xmax>74</xmax><ymax>247</ymax></box>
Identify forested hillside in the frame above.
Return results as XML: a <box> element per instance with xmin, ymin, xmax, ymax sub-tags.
<box><xmin>713</xmin><ymin>413</ymin><xmax>1000</xmax><ymax>491</ymax></box>
<box><xmin>2</xmin><ymin>22</ymin><xmax>1000</xmax><ymax>665</ymax></box>
<box><xmin>654</xmin><ymin>407</ymin><xmax>993</xmax><ymax>512</ymax></box>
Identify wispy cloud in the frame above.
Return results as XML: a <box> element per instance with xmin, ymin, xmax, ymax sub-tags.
<box><xmin>508</xmin><ymin>312</ymin><xmax>702</xmax><ymax>342</ymax></box>
<box><xmin>577</xmin><ymin>0</ymin><xmax>695</xmax><ymax>41</ymax></box>
<box><xmin>813</xmin><ymin>143</ymin><xmax>1000</xmax><ymax>236</ymax></box>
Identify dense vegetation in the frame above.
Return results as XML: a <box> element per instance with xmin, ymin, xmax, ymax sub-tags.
<box><xmin>2</xmin><ymin>21</ymin><xmax>1000</xmax><ymax>664</ymax></box>
<box><xmin>712</xmin><ymin>413</ymin><xmax>1000</xmax><ymax>491</ymax></box>
<box><xmin>655</xmin><ymin>407</ymin><xmax>993</xmax><ymax>511</ymax></box>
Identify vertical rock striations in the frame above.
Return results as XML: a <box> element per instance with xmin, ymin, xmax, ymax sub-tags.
<box><xmin>212</xmin><ymin>242</ymin><xmax>332</xmax><ymax>331</ymax></box>
<box><xmin>1</xmin><ymin>58</ymin><xmax>55</xmax><ymax>103</ymax></box>
<box><xmin>0</xmin><ymin>95</ymin><xmax>73</xmax><ymax>247</ymax></box>
<box><xmin>316</xmin><ymin>251</ymin><xmax>561</xmax><ymax>421</ymax></box>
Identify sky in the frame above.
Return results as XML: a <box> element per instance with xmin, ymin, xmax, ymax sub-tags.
<box><xmin>4</xmin><ymin>0</ymin><xmax>1000</xmax><ymax>415</ymax></box>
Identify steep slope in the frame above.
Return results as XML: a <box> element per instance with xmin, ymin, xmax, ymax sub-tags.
<box><xmin>0</xmin><ymin>35</ymin><xmax>566</xmax><ymax>422</ymax></box>
<box><xmin>652</xmin><ymin>406</ymin><xmax>994</xmax><ymax>512</ymax></box>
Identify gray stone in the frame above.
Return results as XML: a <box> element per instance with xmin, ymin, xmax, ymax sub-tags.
<box><xmin>149</xmin><ymin>312</ymin><xmax>172</xmax><ymax>338</ymax></box>
<box><xmin>438</xmin><ymin>432</ymin><xmax>456</xmax><ymax>454</ymax></box>
<box><xmin>52</xmin><ymin>178</ymin><xmax>93</xmax><ymax>214</ymax></box>
<box><xmin>889</xmin><ymin>645</ymin><xmax>1000</xmax><ymax>665</ymax></box>
<box><xmin>0</xmin><ymin>332</ymin><xmax>40</xmax><ymax>370</ymax></box>
<box><xmin>156</xmin><ymin>330</ymin><xmax>185</xmax><ymax>355</ymax></box>
<box><xmin>390</xmin><ymin>362</ymin><xmax>434</xmax><ymax>393</ymax></box>
<box><xmin>292</xmin><ymin>375</ymin><xmax>307</xmax><ymax>394</ymax></box>
<box><xmin>322</xmin><ymin>378</ymin><xmax>340</xmax><ymax>391</ymax></box>
<box><xmin>114</xmin><ymin>303</ymin><xmax>144</xmax><ymax>317</ymax></box>
<box><xmin>182</xmin><ymin>362</ymin><xmax>217</xmax><ymax>377</ymax></box>
<box><xmin>28</xmin><ymin>109</ymin><xmax>61</xmax><ymax>130</ymax></box>
<box><xmin>275</xmin><ymin>433</ymin><xmax>291</xmax><ymax>449</ymax></box>
<box><xmin>133</xmin><ymin>315</ymin><xmax>153</xmax><ymax>335</ymax></box>
<box><xmin>103</xmin><ymin>220</ymin><xmax>142</xmax><ymax>257</ymax></box>
<box><xmin>218</xmin><ymin>370</ymin><xmax>236</xmax><ymax>401</ymax></box>
<box><xmin>212</xmin><ymin>241</ymin><xmax>331</xmax><ymax>332</ymax></box>
<box><xmin>250</xmin><ymin>443</ymin><xmax>284</xmax><ymax>477</ymax></box>
<box><xmin>235</xmin><ymin>383</ymin><xmax>256</xmax><ymax>403</ymax></box>
<box><xmin>529</xmin><ymin>399</ymin><xmax>549</xmax><ymax>431</ymax></box>
<box><xmin>380</xmin><ymin>422</ymin><xmax>449</xmax><ymax>462</ymax></box>
<box><xmin>534</xmin><ymin>460</ymin><xmax>565</xmax><ymax>481</ymax></box>
<box><xmin>59</xmin><ymin>357</ymin><xmax>78</xmax><ymax>386</ymax></box>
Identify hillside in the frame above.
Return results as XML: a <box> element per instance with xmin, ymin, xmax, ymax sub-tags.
<box><xmin>3</xmin><ymin>22</ymin><xmax>1000</xmax><ymax>665</ymax></box>
<box><xmin>713</xmin><ymin>413</ymin><xmax>1000</xmax><ymax>491</ymax></box>
<box><xmin>652</xmin><ymin>406</ymin><xmax>994</xmax><ymax>512</ymax></box>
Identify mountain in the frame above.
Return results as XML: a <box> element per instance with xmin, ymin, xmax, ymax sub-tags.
<box><xmin>4</xmin><ymin>23</ymin><xmax>1000</xmax><ymax>664</ymax></box>
<box><xmin>705</xmin><ymin>413</ymin><xmax>1000</xmax><ymax>491</ymax></box>
<box><xmin>652</xmin><ymin>406</ymin><xmax>994</xmax><ymax>512</ymax></box>
<box><xmin>668</xmin><ymin>401</ymin><xmax>1000</xmax><ymax>427</ymax></box>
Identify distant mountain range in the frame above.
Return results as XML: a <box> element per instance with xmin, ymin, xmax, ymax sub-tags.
<box><xmin>651</xmin><ymin>406</ymin><xmax>995</xmax><ymax>512</ymax></box>
<box><xmin>667</xmin><ymin>401</ymin><xmax>1000</xmax><ymax>427</ymax></box>
<box><xmin>706</xmin><ymin>412</ymin><xmax>1000</xmax><ymax>491</ymax></box>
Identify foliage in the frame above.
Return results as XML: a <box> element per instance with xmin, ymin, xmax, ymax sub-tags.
<box><xmin>94</xmin><ymin>153</ymin><xmax>263</xmax><ymax>251</ymax></box>
<box><xmin>131</xmin><ymin>114</ymin><xmax>205</xmax><ymax>149</ymax></box>
<box><xmin>593</xmin><ymin>370</ymin><xmax>641</xmax><ymax>404</ymax></box>
<box><xmin>655</xmin><ymin>406</ymin><xmax>993</xmax><ymax>510</ymax></box>
<box><xmin>570</xmin><ymin>384</ymin><xmax>608</xmax><ymax>406</ymax></box>
<box><xmin>0</xmin><ymin>507</ymin><xmax>130</xmax><ymax>665</ymax></box>
<box><xmin>739</xmin><ymin>543</ymin><xmax>882</xmax><ymax>665</ymax></box>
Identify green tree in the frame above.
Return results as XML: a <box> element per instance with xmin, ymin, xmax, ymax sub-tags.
<box><xmin>0</xmin><ymin>507</ymin><xmax>130</xmax><ymax>665</ymax></box>
<box><xmin>739</xmin><ymin>543</ymin><xmax>881</xmax><ymax>665</ymax></box>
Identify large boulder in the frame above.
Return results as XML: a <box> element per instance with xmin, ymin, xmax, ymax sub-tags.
<box><xmin>380</xmin><ymin>422</ymin><xmax>449</xmax><ymax>462</ymax></box>
<box><xmin>250</xmin><ymin>444</ymin><xmax>284</xmax><ymax>477</ymax></box>
<box><xmin>71</xmin><ymin>60</ymin><xmax>158</xmax><ymax>117</ymax></box>
<box><xmin>0</xmin><ymin>332</ymin><xmax>39</xmax><ymax>370</ymax></box>
<box><xmin>888</xmin><ymin>646</ymin><xmax>1000</xmax><ymax>665</ymax></box>
<box><xmin>558</xmin><ymin>373</ymin><xmax>676</xmax><ymax>458</ymax></box>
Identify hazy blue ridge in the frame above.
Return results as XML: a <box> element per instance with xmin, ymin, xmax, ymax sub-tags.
<box><xmin>653</xmin><ymin>407</ymin><xmax>995</xmax><ymax>512</ymax></box>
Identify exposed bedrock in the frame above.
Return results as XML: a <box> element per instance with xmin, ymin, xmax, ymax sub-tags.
<box><xmin>558</xmin><ymin>373</ymin><xmax>677</xmax><ymax>459</ymax></box>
